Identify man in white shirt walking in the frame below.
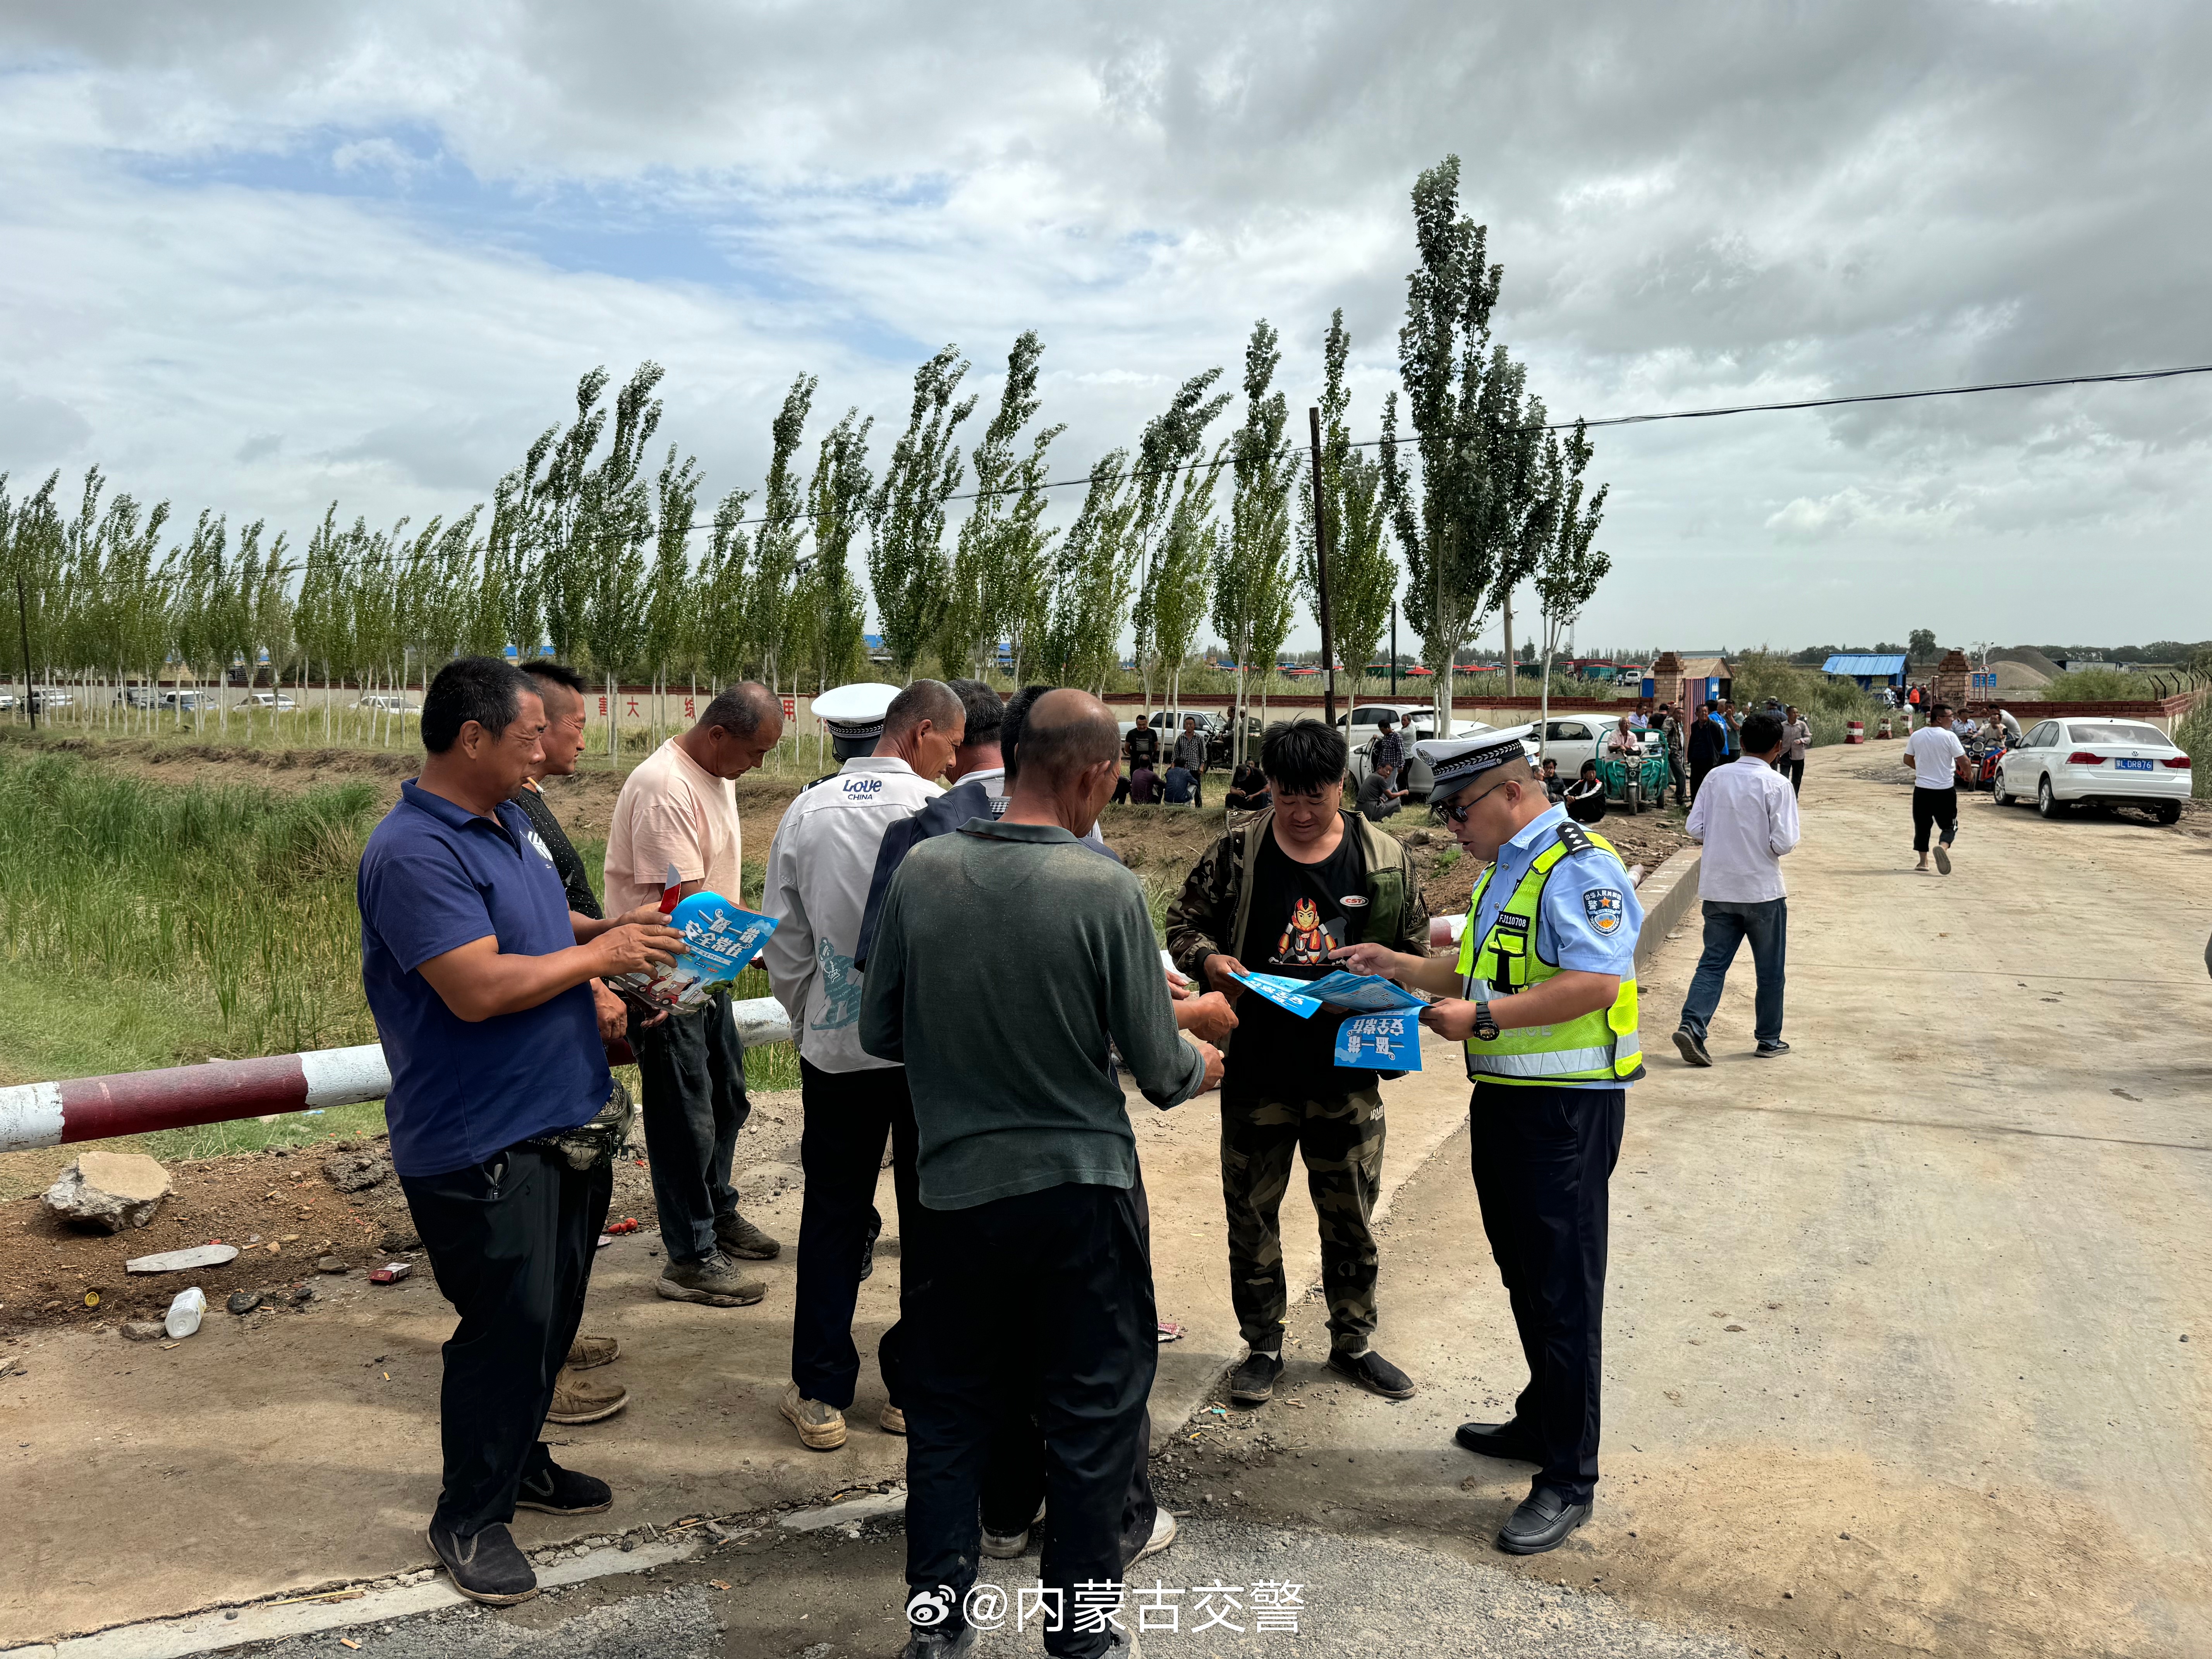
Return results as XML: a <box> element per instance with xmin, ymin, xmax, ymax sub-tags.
<box><xmin>762</xmin><ymin>679</ymin><xmax>963</xmax><ymax>1453</ymax></box>
<box><xmin>1672</xmin><ymin>711</ymin><xmax>1801</xmax><ymax>1064</ymax></box>
<box><xmin>1902</xmin><ymin>703</ymin><xmax>1968</xmax><ymax>874</ymax></box>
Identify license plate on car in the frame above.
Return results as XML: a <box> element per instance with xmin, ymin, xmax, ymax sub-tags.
<box><xmin>2117</xmin><ymin>757</ymin><xmax>2153</xmax><ymax>771</ymax></box>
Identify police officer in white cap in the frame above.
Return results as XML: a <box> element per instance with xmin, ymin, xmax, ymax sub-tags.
<box><xmin>1328</xmin><ymin>732</ymin><xmax>1643</xmax><ymax>1557</ymax></box>
<box><xmin>807</xmin><ymin>680</ymin><xmax>901</xmax><ymax>788</ymax></box>
<box><xmin>760</xmin><ymin>680</ymin><xmax>964</xmax><ymax>1454</ymax></box>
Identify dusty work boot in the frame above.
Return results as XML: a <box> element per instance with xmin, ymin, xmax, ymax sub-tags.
<box><xmin>427</xmin><ymin>1519</ymin><xmax>536</xmax><ymax>1605</ymax></box>
<box><xmin>658</xmin><ymin>1250</ymin><xmax>767</xmax><ymax>1307</ymax></box>
<box><xmin>879</xmin><ymin>1401</ymin><xmax>907</xmax><ymax>1436</ymax></box>
<box><xmin>714</xmin><ymin>1209</ymin><xmax>782</xmax><ymax>1261</ymax></box>
<box><xmin>982</xmin><ymin>1498</ymin><xmax>1045</xmax><ymax>1559</ymax></box>
<box><xmin>514</xmin><ymin>1461</ymin><xmax>613</xmax><ymax>1516</ymax></box>
<box><xmin>545</xmin><ymin>1365</ymin><xmax>629</xmax><ymax>1425</ymax></box>
<box><xmin>781</xmin><ymin>1383</ymin><xmax>849</xmax><ymax>1451</ymax></box>
<box><xmin>565</xmin><ymin>1334</ymin><xmax>620</xmax><ymax>1370</ymax></box>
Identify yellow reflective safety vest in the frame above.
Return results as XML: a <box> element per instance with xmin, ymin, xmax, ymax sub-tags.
<box><xmin>1456</xmin><ymin>821</ymin><xmax>1644</xmax><ymax>1085</ymax></box>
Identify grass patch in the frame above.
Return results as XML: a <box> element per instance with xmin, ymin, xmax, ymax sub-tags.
<box><xmin>0</xmin><ymin>747</ymin><xmax>799</xmax><ymax>1128</ymax></box>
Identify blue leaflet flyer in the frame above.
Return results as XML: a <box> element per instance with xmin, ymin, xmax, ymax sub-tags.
<box><xmin>1227</xmin><ymin>969</ymin><xmax>1324</xmax><ymax>1019</ymax></box>
<box><xmin>608</xmin><ymin>891</ymin><xmax>777</xmax><ymax>1013</ymax></box>
<box><xmin>1297</xmin><ymin>970</ymin><xmax>1430</xmax><ymax>1013</ymax></box>
<box><xmin>1334</xmin><ymin>1012</ymin><xmax>1424</xmax><ymax>1071</ymax></box>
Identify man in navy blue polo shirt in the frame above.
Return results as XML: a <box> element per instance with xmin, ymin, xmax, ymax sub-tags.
<box><xmin>359</xmin><ymin>657</ymin><xmax>683</xmax><ymax>1606</ymax></box>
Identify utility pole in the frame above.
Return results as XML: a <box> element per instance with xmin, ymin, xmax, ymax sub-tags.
<box><xmin>1389</xmin><ymin>599</ymin><xmax>1398</xmax><ymax>699</ymax></box>
<box><xmin>13</xmin><ymin>556</ymin><xmax>33</xmax><ymax>731</ymax></box>
<box><xmin>1308</xmin><ymin>406</ymin><xmax>1336</xmax><ymax>726</ymax></box>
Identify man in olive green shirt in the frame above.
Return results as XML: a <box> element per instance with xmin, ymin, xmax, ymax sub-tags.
<box><xmin>862</xmin><ymin>690</ymin><xmax>1221</xmax><ymax>1659</ymax></box>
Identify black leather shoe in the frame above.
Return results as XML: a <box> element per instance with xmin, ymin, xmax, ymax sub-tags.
<box><xmin>1327</xmin><ymin>1348</ymin><xmax>1416</xmax><ymax>1400</ymax></box>
<box><xmin>1496</xmin><ymin>1486</ymin><xmax>1592</xmax><ymax>1555</ymax></box>
<box><xmin>1228</xmin><ymin>1349</ymin><xmax>1284</xmax><ymax>1404</ymax></box>
<box><xmin>1454</xmin><ymin>1418</ymin><xmax>1539</xmax><ymax>1461</ymax></box>
<box><xmin>515</xmin><ymin>1461</ymin><xmax>613</xmax><ymax>1516</ymax></box>
<box><xmin>427</xmin><ymin>1519</ymin><xmax>538</xmax><ymax>1604</ymax></box>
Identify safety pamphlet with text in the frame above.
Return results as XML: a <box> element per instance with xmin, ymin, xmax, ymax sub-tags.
<box><xmin>607</xmin><ymin>891</ymin><xmax>777</xmax><ymax>1014</ymax></box>
<box><xmin>1229</xmin><ymin>968</ymin><xmax>1427</xmax><ymax>1070</ymax></box>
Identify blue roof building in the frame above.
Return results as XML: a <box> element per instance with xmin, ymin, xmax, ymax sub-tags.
<box><xmin>1823</xmin><ymin>653</ymin><xmax>1908</xmax><ymax>689</ymax></box>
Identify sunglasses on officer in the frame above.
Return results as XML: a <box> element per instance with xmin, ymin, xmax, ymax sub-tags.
<box><xmin>1432</xmin><ymin>772</ymin><xmax>1520</xmax><ymax>826</ymax></box>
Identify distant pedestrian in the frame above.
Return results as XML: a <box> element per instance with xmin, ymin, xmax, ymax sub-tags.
<box><xmin>1358</xmin><ymin>759</ymin><xmax>1408</xmax><ymax>821</ymax></box>
<box><xmin>1224</xmin><ymin>760</ymin><xmax>1271</xmax><ymax>812</ymax></box>
<box><xmin>1370</xmin><ymin>710</ymin><xmax>1405</xmax><ymax>778</ymax></box>
<box><xmin>1673</xmin><ymin>711</ymin><xmax>1800</xmax><ymax>1065</ymax></box>
<box><xmin>1540</xmin><ymin>756</ymin><xmax>1565</xmax><ymax>803</ymax></box>
<box><xmin>1127</xmin><ymin>762</ymin><xmax>1160</xmax><ymax>805</ymax></box>
<box><xmin>1162</xmin><ymin>761</ymin><xmax>1199</xmax><ymax>805</ymax></box>
<box><xmin>1903</xmin><ymin>702</ymin><xmax>1968</xmax><ymax>874</ymax></box>
<box><xmin>1172</xmin><ymin>715</ymin><xmax>1208</xmax><ymax>806</ymax></box>
<box><xmin>1779</xmin><ymin>705</ymin><xmax>1811</xmax><ymax>795</ymax></box>
<box><xmin>1659</xmin><ymin>703</ymin><xmax>1689</xmax><ymax>805</ymax></box>
<box><xmin>1125</xmin><ymin>716</ymin><xmax>1160</xmax><ymax>774</ymax></box>
<box><xmin>1686</xmin><ymin>700</ymin><xmax>1725</xmax><ymax>800</ymax></box>
<box><xmin>1564</xmin><ymin>760</ymin><xmax>1607</xmax><ymax>824</ymax></box>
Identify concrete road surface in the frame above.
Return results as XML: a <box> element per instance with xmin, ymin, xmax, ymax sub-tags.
<box><xmin>4</xmin><ymin>745</ymin><xmax>2208</xmax><ymax>1658</ymax></box>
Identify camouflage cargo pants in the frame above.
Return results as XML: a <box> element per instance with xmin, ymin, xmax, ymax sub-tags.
<box><xmin>1219</xmin><ymin>1082</ymin><xmax>1385</xmax><ymax>1355</ymax></box>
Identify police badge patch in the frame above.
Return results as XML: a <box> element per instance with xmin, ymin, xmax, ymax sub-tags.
<box><xmin>1583</xmin><ymin>887</ymin><xmax>1625</xmax><ymax>935</ymax></box>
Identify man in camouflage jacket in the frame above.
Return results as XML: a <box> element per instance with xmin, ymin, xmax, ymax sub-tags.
<box><xmin>1164</xmin><ymin>721</ymin><xmax>1431</xmax><ymax>1408</ymax></box>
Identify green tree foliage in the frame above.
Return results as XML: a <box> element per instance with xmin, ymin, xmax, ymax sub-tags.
<box><xmin>943</xmin><ymin>331</ymin><xmax>1064</xmax><ymax>681</ymax></box>
<box><xmin>1302</xmin><ymin>310</ymin><xmax>1396</xmax><ymax>698</ymax></box>
<box><xmin>1043</xmin><ymin>453</ymin><xmax>1139</xmax><ymax>694</ymax></box>
<box><xmin>869</xmin><ymin>346</ymin><xmax>975</xmax><ymax>674</ymax></box>
<box><xmin>1384</xmin><ymin>155</ymin><xmax>1555</xmax><ymax>726</ymax></box>
<box><xmin>1214</xmin><ymin>323</ymin><xmax>1299</xmax><ymax>762</ymax></box>
<box><xmin>797</xmin><ymin>408</ymin><xmax>875</xmax><ymax>693</ymax></box>
<box><xmin>1908</xmin><ymin>627</ymin><xmax>1939</xmax><ymax>664</ymax></box>
<box><xmin>1130</xmin><ymin>370</ymin><xmax>1230</xmax><ymax>706</ymax></box>
<box><xmin>1530</xmin><ymin>422</ymin><xmax>1609</xmax><ymax>748</ymax></box>
<box><xmin>748</xmin><ymin>375</ymin><xmax>817</xmax><ymax>693</ymax></box>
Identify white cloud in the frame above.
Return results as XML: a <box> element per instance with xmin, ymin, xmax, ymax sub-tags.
<box><xmin>1</xmin><ymin>1</ymin><xmax>2209</xmax><ymax>651</ymax></box>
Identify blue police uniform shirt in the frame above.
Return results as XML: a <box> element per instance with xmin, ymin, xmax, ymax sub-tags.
<box><xmin>357</xmin><ymin>779</ymin><xmax>610</xmax><ymax>1177</ymax></box>
<box><xmin>1467</xmin><ymin>802</ymin><xmax>1644</xmax><ymax>1089</ymax></box>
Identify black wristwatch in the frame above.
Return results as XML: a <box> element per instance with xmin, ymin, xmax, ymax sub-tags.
<box><xmin>1474</xmin><ymin>997</ymin><xmax>1500</xmax><ymax>1042</ymax></box>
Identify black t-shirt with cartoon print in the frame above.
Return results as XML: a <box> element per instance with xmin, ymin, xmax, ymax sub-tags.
<box><xmin>1230</xmin><ymin>816</ymin><xmax>1373</xmax><ymax>1093</ymax></box>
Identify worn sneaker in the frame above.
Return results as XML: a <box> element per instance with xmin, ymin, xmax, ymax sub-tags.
<box><xmin>781</xmin><ymin>1382</ymin><xmax>848</xmax><ymax>1451</ymax></box>
<box><xmin>565</xmin><ymin>1334</ymin><xmax>620</xmax><ymax>1370</ymax></box>
<box><xmin>900</xmin><ymin>1619</ymin><xmax>977</xmax><ymax>1658</ymax></box>
<box><xmin>514</xmin><ymin>1461</ymin><xmax>613</xmax><ymax>1516</ymax></box>
<box><xmin>658</xmin><ymin>1251</ymin><xmax>767</xmax><ymax>1307</ymax></box>
<box><xmin>1672</xmin><ymin>1027</ymin><xmax>1712</xmax><ymax>1068</ymax></box>
<box><xmin>981</xmin><ymin>1498</ymin><xmax>1046</xmax><ymax>1559</ymax></box>
<box><xmin>545</xmin><ymin>1365</ymin><xmax>629</xmax><ymax>1425</ymax></box>
<box><xmin>1327</xmin><ymin>1348</ymin><xmax>1416</xmax><ymax>1400</ymax></box>
<box><xmin>1933</xmin><ymin>843</ymin><xmax>1952</xmax><ymax>875</ymax></box>
<box><xmin>1228</xmin><ymin>1349</ymin><xmax>1284</xmax><ymax>1405</ymax></box>
<box><xmin>714</xmin><ymin>1209</ymin><xmax>782</xmax><ymax>1261</ymax></box>
<box><xmin>426</xmin><ymin>1519</ymin><xmax>536</xmax><ymax>1605</ymax></box>
<box><xmin>1755</xmin><ymin>1040</ymin><xmax>1792</xmax><ymax>1058</ymax></box>
<box><xmin>879</xmin><ymin>1401</ymin><xmax>907</xmax><ymax>1436</ymax></box>
<box><xmin>1125</xmin><ymin>1505</ymin><xmax>1178</xmax><ymax>1567</ymax></box>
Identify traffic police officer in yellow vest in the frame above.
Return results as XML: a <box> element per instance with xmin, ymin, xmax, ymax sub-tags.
<box><xmin>1328</xmin><ymin>733</ymin><xmax>1642</xmax><ymax>1556</ymax></box>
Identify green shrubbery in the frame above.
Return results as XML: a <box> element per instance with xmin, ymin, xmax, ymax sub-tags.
<box><xmin>1726</xmin><ymin>651</ymin><xmax>1880</xmax><ymax>746</ymax></box>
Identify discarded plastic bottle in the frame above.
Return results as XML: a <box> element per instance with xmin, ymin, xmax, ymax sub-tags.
<box><xmin>166</xmin><ymin>1286</ymin><xmax>207</xmax><ymax>1339</ymax></box>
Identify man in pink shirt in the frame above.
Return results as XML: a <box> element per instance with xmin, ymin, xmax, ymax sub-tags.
<box><xmin>604</xmin><ymin>682</ymin><xmax>785</xmax><ymax>1306</ymax></box>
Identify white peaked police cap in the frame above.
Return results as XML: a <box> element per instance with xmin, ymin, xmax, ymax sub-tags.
<box><xmin>1417</xmin><ymin>735</ymin><xmax>1531</xmax><ymax>805</ymax></box>
<box><xmin>814</xmin><ymin>681</ymin><xmax>898</xmax><ymax>740</ymax></box>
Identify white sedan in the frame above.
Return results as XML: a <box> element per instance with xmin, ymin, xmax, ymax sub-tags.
<box><xmin>1995</xmin><ymin>718</ymin><xmax>2192</xmax><ymax>824</ymax></box>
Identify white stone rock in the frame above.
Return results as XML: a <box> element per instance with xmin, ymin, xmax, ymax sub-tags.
<box><xmin>43</xmin><ymin>1151</ymin><xmax>172</xmax><ymax>1232</ymax></box>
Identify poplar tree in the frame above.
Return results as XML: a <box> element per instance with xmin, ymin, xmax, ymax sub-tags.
<box><xmin>1130</xmin><ymin>371</ymin><xmax>1230</xmax><ymax>712</ymax></box>
<box><xmin>749</xmin><ymin>375</ymin><xmax>817</xmax><ymax>695</ymax></box>
<box><xmin>1042</xmin><ymin>452</ymin><xmax>1138</xmax><ymax>694</ymax></box>
<box><xmin>798</xmin><ymin>408</ymin><xmax>874</xmax><ymax>696</ymax></box>
<box><xmin>1384</xmin><ymin>155</ymin><xmax>1551</xmax><ymax>729</ymax></box>
<box><xmin>1213</xmin><ymin>323</ymin><xmax>1299</xmax><ymax>766</ymax></box>
<box><xmin>869</xmin><ymin>346</ymin><xmax>974</xmax><ymax>675</ymax></box>
<box><xmin>943</xmin><ymin>331</ymin><xmax>1063</xmax><ymax>680</ymax></box>
<box><xmin>1302</xmin><ymin>311</ymin><xmax>1396</xmax><ymax>700</ymax></box>
<box><xmin>1532</xmin><ymin>422</ymin><xmax>1610</xmax><ymax>749</ymax></box>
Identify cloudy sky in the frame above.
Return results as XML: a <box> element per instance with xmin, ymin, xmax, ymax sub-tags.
<box><xmin>3</xmin><ymin>2</ymin><xmax>2208</xmax><ymax>656</ymax></box>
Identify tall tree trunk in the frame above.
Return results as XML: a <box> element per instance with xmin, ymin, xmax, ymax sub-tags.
<box><xmin>1504</xmin><ymin>593</ymin><xmax>1516</xmax><ymax>696</ymax></box>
